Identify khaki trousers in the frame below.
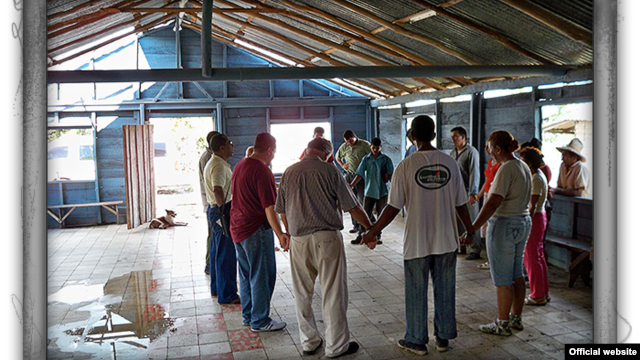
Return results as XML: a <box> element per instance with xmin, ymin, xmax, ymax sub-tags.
<box><xmin>290</xmin><ymin>230</ymin><xmax>350</xmax><ymax>357</ymax></box>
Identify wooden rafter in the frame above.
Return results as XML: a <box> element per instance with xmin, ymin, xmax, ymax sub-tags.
<box><xmin>44</xmin><ymin>0</ymin><xmax>592</xmax><ymax>97</ymax></box>
<box><xmin>408</xmin><ymin>0</ymin><xmax>555</xmax><ymax>64</ymax></box>
<box><xmin>206</xmin><ymin>0</ymin><xmax>456</xmax><ymax>93</ymax></box>
<box><xmin>48</xmin><ymin>0</ymin><xmax>145</xmax><ymax>33</ymax></box>
<box><xmin>498</xmin><ymin>0</ymin><xmax>592</xmax><ymax>46</ymax></box>
<box><xmin>263</xmin><ymin>0</ymin><xmax>469</xmax><ymax>88</ymax></box>
<box><xmin>114</xmin><ymin>7</ymin><xmax>286</xmax><ymax>14</ymax></box>
<box><xmin>190</xmin><ymin>12</ymin><xmax>404</xmax><ymax>96</ymax></box>
<box><xmin>182</xmin><ymin>17</ymin><xmax>393</xmax><ymax>98</ymax></box>
<box><xmin>49</xmin><ymin>14</ymin><xmax>175</xmax><ymax>65</ymax></box>
<box><xmin>326</xmin><ymin>0</ymin><xmax>480</xmax><ymax>65</ymax></box>
<box><xmin>236</xmin><ymin>0</ymin><xmax>451</xmax><ymax>90</ymax></box>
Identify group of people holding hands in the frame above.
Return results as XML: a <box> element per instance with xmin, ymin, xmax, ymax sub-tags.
<box><xmin>197</xmin><ymin>114</ymin><xmax>590</xmax><ymax>356</ymax></box>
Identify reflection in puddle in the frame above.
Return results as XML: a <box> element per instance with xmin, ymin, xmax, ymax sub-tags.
<box><xmin>49</xmin><ymin>271</ymin><xmax>175</xmax><ymax>359</ymax></box>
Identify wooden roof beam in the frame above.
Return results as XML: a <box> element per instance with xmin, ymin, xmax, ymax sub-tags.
<box><xmin>213</xmin><ymin>3</ymin><xmax>426</xmax><ymax>93</ymax></box>
<box><xmin>327</xmin><ymin>0</ymin><xmax>480</xmax><ymax>65</ymax></box>
<box><xmin>50</xmin><ymin>14</ymin><xmax>175</xmax><ymax>66</ymax></box>
<box><xmin>238</xmin><ymin>0</ymin><xmax>446</xmax><ymax>88</ymax></box>
<box><xmin>188</xmin><ymin>14</ymin><xmax>396</xmax><ymax>97</ymax></box>
<box><xmin>498</xmin><ymin>0</ymin><xmax>592</xmax><ymax>46</ymax></box>
<box><xmin>409</xmin><ymin>0</ymin><xmax>557</xmax><ymax>64</ymax></box>
<box><xmin>48</xmin><ymin>0</ymin><xmax>144</xmax><ymax>32</ymax></box>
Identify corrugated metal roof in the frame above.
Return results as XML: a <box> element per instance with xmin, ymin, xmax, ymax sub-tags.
<box><xmin>47</xmin><ymin>0</ymin><xmax>594</xmax><ymax>98</ymax></box>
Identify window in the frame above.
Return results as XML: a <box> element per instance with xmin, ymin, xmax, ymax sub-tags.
<box><xmin>47</xmin><ymin>146</ymin><xmax>68</xmax><ymax>160</ymax></box>
<box><xmin>47</xmin><ymin>129</ymin><xmax>96</xmax><ymax>181</ymax></box>
<box><xmin>79</xmin><ymin>145</ymin><xmax>94</xmax><ymax>161</ymax></box>
<box><xmin>154</xmin><ymin>142</ymin><xmax>167</xmax><ymax>157</ymax></box>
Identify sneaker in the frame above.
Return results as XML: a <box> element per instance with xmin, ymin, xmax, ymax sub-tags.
<box><xmin>479</xmin><ymin>320</ymin><xmax>512</xmax><ymax>336</ymax></box>
<box><xmin>509</xmin><ymin>313</ymin><xmax>523</xmax><ymax>331</ymax></box>
<box><xmin>435</xmin><ymin>337</ymin><xmax>449</xmax><ymax>352</ymax></box>
<box><xmin>350</xmin><ymin>235</ymin><xmax>362</xmax><ymax>245</ymax></box>
<box><xmin>397</xmin><ymin>339</ymin><xmax>427</xmax><ymax>356</ymax></box>
<box><xmin>251</xmin><ymin>320</ymin><xmax>286</xmax><ymax>332</ymax></box>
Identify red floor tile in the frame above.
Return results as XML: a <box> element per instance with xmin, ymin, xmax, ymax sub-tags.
<box><xmin>228</xmin><ymin>328</ymin><xmax>262</xmax><ymax>352</ymax></box>
<box><xmin>196</xmin><ymin>313</ymin><xmax>226</xmax><ymax>333</ymax></box>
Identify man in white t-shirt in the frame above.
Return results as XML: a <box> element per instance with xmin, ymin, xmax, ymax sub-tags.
<box><xmin>362</xmin><ymin>115</ymin><xmax>474</xmax><ymax>356</ymax></box>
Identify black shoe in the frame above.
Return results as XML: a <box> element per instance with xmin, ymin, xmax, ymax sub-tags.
<box><xmin>204</xmin><ymin>265</ymin><xmax>210</xmax><ymax>275</ymax></box>
<box><xmin>435</xmin><ymin>337</ymin><xmax>449</xmax><ymax>352</ymax></box>
<box><xmin>458</xmin><ymin>247</ymin><xmax>467</xmax><ymax>255</ymax></box>
<box><xmin>465</xmin><ymin>252</ymin><xmax>480</xmax><ymax>260</ymax></box>
<box><xmin>350</xmin><ymin>235</ymin><xmax>362</xmax><ymax>245</ymax></box>
<box><xmin>349</xmin><ymin>227</ymin><xmax>358</xmax><ymax>234</ymax></box>
<box><xmin>377</xmin><ymin>239</ymin><xmax>382</xmax><ymax>245</ymax></box>
<box><xmin>303</xmin><ymin>338</ymin><xmax>323</xmax><ymax>356</ymax></box>
<box><xmin>397</xmin><ymin>339</ymin><xmax>427</xmax><ymax>356</ymax></box>
<box><xmin>329</xmin><ymin>342</ymin><xmax>359</xmax><ymax>358</ymax></box>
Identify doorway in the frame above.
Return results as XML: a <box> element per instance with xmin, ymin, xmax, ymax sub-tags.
<box><xmin>270</xmin><ymin>121</ymin><xmax>332</xmax><ymax>174</ymax></box>
<box><xmin>149</xmin><ymin>117</ymin><xmax>215</xmax><ymax>216</ymax></box>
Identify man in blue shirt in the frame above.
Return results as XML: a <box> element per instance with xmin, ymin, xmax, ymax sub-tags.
<box><xmin>349</xmin><ymin>138</ymin><xmax>394</xmax><ymax>245</ymax></box>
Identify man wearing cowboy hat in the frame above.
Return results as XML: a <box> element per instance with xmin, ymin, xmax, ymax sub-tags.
<box><xmin>549</xmin><ymin>138</ymin><xmax>590</xmax><ymax>198</ymax></box>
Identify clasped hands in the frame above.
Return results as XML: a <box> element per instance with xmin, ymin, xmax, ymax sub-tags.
<box><xmin>459</xmin><ymin>231</ymin><xmax>474</xmax><ymax>246</ymax></box>
<box><xmin>360</xmin><ymin>230</ymin><xmax>379</xmax><ymax>250</ymax></box>
<box><xmin>277</xmin><ymin>232</ymin><xmax>291</xmax><ymax>252</ymax></box>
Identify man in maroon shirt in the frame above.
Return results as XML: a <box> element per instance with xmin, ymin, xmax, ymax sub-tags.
<box><xmin>230</xmin><ymin>133</ymin><xmax>291</xmax><ymax>332</ymax></box>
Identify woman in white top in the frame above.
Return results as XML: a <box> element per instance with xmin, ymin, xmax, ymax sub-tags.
<box><xmin>460</xmin><ymin>130</ymin><xmax>532</xmax><ymax>336</ymax></box>
<box><xmin>519</xmin><ymin>147</ymin><xmax>550</xmax><ymax>306</ymax></box>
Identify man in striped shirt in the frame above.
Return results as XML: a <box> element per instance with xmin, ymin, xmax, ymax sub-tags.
<box><xmin>275</xmin><ymin>137</ymin><xmax>374</xmax><ymax>358</ymax></box>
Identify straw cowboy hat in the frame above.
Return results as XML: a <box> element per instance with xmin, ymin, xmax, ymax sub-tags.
<box><xmin>556</xmin><ymin>138</ymin><xmax>586</xmax><ymax>162</ymax></box>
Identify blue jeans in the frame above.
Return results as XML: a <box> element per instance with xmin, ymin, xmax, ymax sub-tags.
<box><xmin>207</xmin><ymin>204</ymin><xmax>239</xmax><ymax>303</ymax></box>
<box><xmin>404</xmin><ymin>251</ymin><xmax>457</xmax><ymax>345</ymax></box>
<box><xmin>486</xmin><ymin>215</ymin><xmax>532</xmax><ymax>287</ymax></box>
<box><xmin>235</xmin><ymin>224</ymin><xmax>276</xmax><ymax>328</ymax></box>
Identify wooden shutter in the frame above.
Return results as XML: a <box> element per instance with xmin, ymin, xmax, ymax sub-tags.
<box><xmin>123</xmin><ymin>124</ymin><xmax>156</xmax><ymax>229</ymax></box>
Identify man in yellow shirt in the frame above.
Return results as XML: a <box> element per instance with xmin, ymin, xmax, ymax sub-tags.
<box><xmin>335</xmin><ymin>130</ymin><xmax>371</xmax><ymax>233</ymax></box>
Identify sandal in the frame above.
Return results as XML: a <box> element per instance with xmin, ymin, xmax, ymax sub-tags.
<box><xmin>477</xmin><ymin>262</ymin><xmax>490</xmax><ymax>269</ymax></box>
<box><xmin>524</xmin><ymin>296</ymin><xmax>547</xmax><ymax>306</ymax></box>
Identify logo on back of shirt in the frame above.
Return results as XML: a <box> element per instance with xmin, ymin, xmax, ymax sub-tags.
<box><xmin>415</xmin><ymin>164</ymin><xmax>451</xmax><ymax>189</ymax></box>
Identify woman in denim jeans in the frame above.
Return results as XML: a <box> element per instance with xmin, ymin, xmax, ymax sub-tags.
<box><xmin>460</xmin><ymin>130</ymin><xmax>532</xmax><ymax>336</ymax></box>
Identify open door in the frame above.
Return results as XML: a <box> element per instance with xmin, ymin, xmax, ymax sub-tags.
<box><xmin>123</xmin><ymin>124</ymin><xmax>156</xmax><ymax>229</ymax></box>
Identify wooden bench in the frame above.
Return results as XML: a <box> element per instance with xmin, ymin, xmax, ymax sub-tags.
<box><xmin>47</xmin><ymin>201</ymin><xmax>123</xmax><ymax>228</ymax></box>
<box><xmin>545</xmin><ymin>233</ymin><xmax>592</xmax><ymax>288</ymax></box>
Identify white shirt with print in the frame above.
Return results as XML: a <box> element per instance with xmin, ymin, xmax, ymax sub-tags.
<box><xmin>388</xmin><ymin>150</ymin><xmax>467</xmax><ymax>260</ymax></box>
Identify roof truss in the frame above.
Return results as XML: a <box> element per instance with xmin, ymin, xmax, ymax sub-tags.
<box><xmin>47</xmin><ymin>0</ymin><xmax>593</xmax><ymax>98</ymax></box>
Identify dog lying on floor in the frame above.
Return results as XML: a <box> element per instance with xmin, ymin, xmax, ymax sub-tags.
<box><xmin>149</xmin><ymin>209</ymin><xmax>188</xmax><ymax>229</ymax></box>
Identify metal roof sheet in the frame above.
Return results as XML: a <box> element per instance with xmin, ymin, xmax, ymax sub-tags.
<box><xmin>47</xmin><ymin>0</ymin><xmax>594</xmax><ymax>98</ymax></box>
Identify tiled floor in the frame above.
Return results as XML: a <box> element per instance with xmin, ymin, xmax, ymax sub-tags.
<box><xmin>47</xmin><ymin>212</ymin><xmax>592</xmax><ymax>359</ymax></box>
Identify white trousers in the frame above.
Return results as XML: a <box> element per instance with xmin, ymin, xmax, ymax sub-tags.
<box><xmin>290</xmin><ymin>230</ymin><xmax>350</xmax><ymax>357</ymax></box>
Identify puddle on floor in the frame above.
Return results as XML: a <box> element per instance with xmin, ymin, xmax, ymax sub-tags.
<box><xmin>48</xmin><ymin>271</ymin><xmax>176</xmax><ymax>359</ymax></box>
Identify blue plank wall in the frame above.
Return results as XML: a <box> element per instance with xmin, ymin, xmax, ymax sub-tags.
<box><xmin>48</xmin><ymin>24</ymin><xmax>368</xmax><ymax>228</ymax></box>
